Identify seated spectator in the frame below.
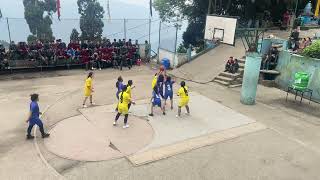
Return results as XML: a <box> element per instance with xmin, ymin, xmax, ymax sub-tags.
<box><xmin>263</xmin><ymin>47</ymin><xmax>278</xmax><ymax>70</ymax></box>
<box><xmin>66</xmin><ymin>47</ymin><xmax>76</xmax><ymax>62</ymax></box>
<box><xmin>224</xmin><ymin>56</ymin><xmax>234</xmax><ymax>73</ymax></box>
<box><xmin>305</xmin><ymin>37</ymin><xmax>312</xmax><ymax>47</ymax></box>
<box><xmin>299</xmin><ymin>38</ymin><xmax>307</xmax><ymax>49</ymax></box>
<box><xmin>36</xmin><ymin>40</ymin><xmax>43</xmax><ymax>50</ymax></box>
<box><xmin>1</xmin><ymin>58</ymin><xmax>10</xmax><ymax>69</ymax></box>
<box><xmin>80</xmin><ymin>48</ymin><xmax>90</xmax><ymax>71</ymax></box>
<box><xmin>91</xmin><ymin>52</ymin><xmax>102</xmax><ymax>70</ymax></box>
<box><xmin>231</xmin><ymin>59</ymin><xmax>239</xmax><ymax>74</ymax></box>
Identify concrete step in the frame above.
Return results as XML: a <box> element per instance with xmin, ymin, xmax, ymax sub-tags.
<box><xmin>231</xmin><ymin>78</ymin><xmax>243</xmax><ymax>85</ymax></box>
<box><xmin>213</xmin><ymin>79</ymin><xmax>230</xmax><ymax>86</ymax></box>
<box><xmin>219</xmin><ymin>72</ymin><xmax>240</xmax><ymax>78</ymax></box>
<box><xmin>215</xmin><ymin>76</ymin><xmax>233</xmax><ymax>82</ymax></box>
<box><xmin>229</xmin><ymin>84</ymin><xmax>242</xmax><ymax>88</ymax></box>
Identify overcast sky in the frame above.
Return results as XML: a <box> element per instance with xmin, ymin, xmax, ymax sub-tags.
<box><xmin>1</xmin><ymin>0</ymin><xmax>154</xmax><ymax>19</ymax></box>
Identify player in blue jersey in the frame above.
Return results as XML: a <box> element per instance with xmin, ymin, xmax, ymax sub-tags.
<box><xmin>149</xmin><ymin>85</ymin><xmax>165</xmax><ymax>116</ymax></box>
<box><xmin>163</xmin><ymin>76</ymin><xmax>175</xmax><ymax>114</ymax></box>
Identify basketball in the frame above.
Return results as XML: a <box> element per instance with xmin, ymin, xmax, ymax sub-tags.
<box><xmin>160</xmin><ymin>65</ymin><xmax>165</xmax><ymax>72</ymax></box>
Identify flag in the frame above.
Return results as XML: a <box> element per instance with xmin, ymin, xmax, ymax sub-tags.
<box><xmin>56</xmin><ymin>0</ymin><xmax>61</xmax><ymax>20</ymax></box>
<box><xmin>150</xmin><ymin>0</ymin><xmax>153</xmax><ymax>17</ymax></box>
<box><xmin>107</xmin><ymin>0</ymin><xmax>111</xmax><ymax>21</ymax></box>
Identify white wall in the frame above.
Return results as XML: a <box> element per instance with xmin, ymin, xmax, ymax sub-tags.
<box><xmin>159</xmin><ymin>48</ymin><xmax>175</xmax><ymax>68</ymax></box>
<box><xmin>204</xmin><ymin>15</ymin><xmax>237</xmax><ymax>45</ymax></box>
<box><xmin>158</xmin><ymin>48</ymin><xmax>188</xmax><ymax>68</ymax></box>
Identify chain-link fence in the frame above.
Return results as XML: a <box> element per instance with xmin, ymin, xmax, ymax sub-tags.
<box><xmin>0</xmin><ymin>18</ymin><xmax>159</xmax><ymax>46</ymax></box>
<box><xmin>0</xmin><ymin>17</ymin><xmax>185</xmax><ymax>66</ymax></box>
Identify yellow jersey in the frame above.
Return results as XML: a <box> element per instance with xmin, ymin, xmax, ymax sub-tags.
<box><xmin>152</xmin><ymin>75</ymin><xmax>158</xmax><ymax>89</ymax></box>
<box><xmin>84</xmin><ymin>77</ymin><xmax>92</xmax><ymax>97</ymax></box>
<box><xmin>126</xmin><ymin>85</ymin><xmax>132</xmax><ymax>98</ymax></box>
<box><xmin>118</xmin><ymin>91</ymin><xmax>131</xmax><ymax>115</ymax></box>
<box><xmin>178</xmin><ymin>86</ymin><xmax>189</xmax><ymax>107</ymax></box>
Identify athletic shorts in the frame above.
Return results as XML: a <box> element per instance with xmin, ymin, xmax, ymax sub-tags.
<box><xmin>152</xmin><ymin>98</ymin><xmax>162</xmax><ymax>107</ymax></box>
<box><xmin>164</xmin><ymin>92</ymin><xmax>173</xmax><ymax>100</ymax></box>
<box><xmin>179</xmin><ymin>98</ymin><xmax>189</xmax><ymax>107</ymax></box>
<box><xmin>118</xmin><ymin>104</ymin><xmax>129</xmax><ymax>115</ymax></box>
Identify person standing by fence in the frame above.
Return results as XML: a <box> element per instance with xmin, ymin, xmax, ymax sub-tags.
<box><xmin>145</xmin><ymin>40</ymin><xmax>151</xmax><ymax>62</ymax></box>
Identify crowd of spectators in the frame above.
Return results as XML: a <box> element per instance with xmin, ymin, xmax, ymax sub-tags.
<box><xmin>0</xmin><ymin>38</ymin><xmax>151</xmax><ymax>71</ymax></box>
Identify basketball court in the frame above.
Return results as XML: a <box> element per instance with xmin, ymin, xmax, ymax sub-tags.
<box><xmin>44</xmin><ymin>91</ymin><xmax>265</xmax><ymax>165</ymax></box>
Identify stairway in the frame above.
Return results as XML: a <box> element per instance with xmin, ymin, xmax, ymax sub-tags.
<box><xmin>213</xmin><ymin>58</ymin><xmax>245</xmax><ymax>88</ymax></box>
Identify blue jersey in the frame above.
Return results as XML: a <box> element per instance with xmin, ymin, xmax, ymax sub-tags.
<box><xmin>30</xmin><ymin>101</ymin><xmax>40</xmax><ymax>120</ymax></box>
<box><xmin>164</xmin><ymin>81</ymin><xmax>174</xmax><ymax>94</ymax></box>
<box><xmin>116</xmin><ymin>81</ymin><xmax>123</xmax><ymax>99</ymax></box>
<box><xmin>152</xmin><ymin>91</ymin><xmax>162</xmax><ymax>107</ymax></box>
<box><xmin>117</xmin><ymin>82</ymin><xmax>123</xmax><ymax>92</ymax></box>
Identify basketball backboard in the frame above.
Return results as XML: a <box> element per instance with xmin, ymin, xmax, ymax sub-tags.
<box><xmin>204</xmin><ymin>15</ymin><xmax>238</xmax><ymax>46</ymax></box>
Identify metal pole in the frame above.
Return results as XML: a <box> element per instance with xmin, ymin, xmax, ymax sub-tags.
<box><xmin>157</xmin><ymin>21</ymin><xmax>161</xmax><ymax>62</ymax></box>
<box><xmin>124</xmin><ymin>18</ymin><xmax>127</xmax><ymax>40</ymax></box>
<box><xmin>208</xmin><ymin>0</ymin><xmax>212</xmax><ymax>14</ymax></box>
<box><xmin>295</xmin><ymin>0</ymin><xmax>299</xmax><ymax>16</ymax></box>
<box><xmin>6</xmin><ymin>17</ymin><xmax>12</xmax><ymax>43</ymax></box>
<box><xmin>174</xmin><ymin>26</ymin><xmax>178</xmax><ymax>54</ymax></box>
<box><xmin>214</xmin><ymin>0</ymin><xmax>217</xmax><ymax>13</ymax></box>
<box><xmin>148</xmin><ymin>19</ymin><xmax>151</xmax><ymax>44</ymax></box>
<box><xmin>173</xmin><ymin>25</ymin><xmax>178</xmax><ymax>67</ymax></box>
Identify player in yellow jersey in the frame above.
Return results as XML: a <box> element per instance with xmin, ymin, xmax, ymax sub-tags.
<box><xmin>152</xmin><ymin>73</ymin><xmax>158</xmax><ymax>89</ymax></box>
<box><xmin>177</xmin><ymin>81</ymin><xmax>190</xmax><ymax>117</ymax></box>
<box><xmin>126</xmin><ymin>80</ymin><xmax>135</xmax><ymax>111</ymax></box>
<box><xmin>114</xmin><ymin>85</ymin><xmax>135</xmax><ymax>129</ymax></box>
<box><xmin>82</xmin><ymin>72</ymin><xmax>95</xmax><ymax>108</ymax></box>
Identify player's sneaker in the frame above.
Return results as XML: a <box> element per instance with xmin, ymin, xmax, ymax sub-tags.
<box><xmin>90</xmin><ymin>102</ymin><xmax>95</xmax><ymax>106</ymax></box>
<box><xmin>42</xmin><ymin>133</ymin><xmax>50</xmax><ymax>138</ymax></box>
<box><xmin>149</xmin><ymin>113</ymin><xmax>154</xmax><ymax>117</ymax></box>
<box><xmin>113</xmin><ymin>121</ymin><xmax>117</xmax><ymax>126</ymax></box>
<box><xmin>83</xmin><ymin>104</ymin><xmax>88</xmax><ymax>108</ymax></box>
<box><xmin>26</xmin><ymin>135</ymin><xmax>35</xmax><ymax>140</ymax></box>
<box><xmin>123</xmin><ymin>124</ymin><xmax>130</xmax><ymax>129</ymax></box>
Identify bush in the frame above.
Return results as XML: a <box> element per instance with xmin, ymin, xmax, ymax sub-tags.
<box><xmin>177</xmin><ymin>44</ymin><xmax>187</xmax><ymax>53</ymax></box>
<box><xmin>196</xmin><ymin>44</ymin><xmax>204</xmax><ymax>54</ymax></box>
<box><xmin>302</xmin><ymin>40</ymin><xmax>320</xmax><ymax>59</ymax></box>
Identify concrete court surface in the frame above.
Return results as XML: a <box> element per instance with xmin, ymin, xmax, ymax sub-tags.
<box><xmin>44</xmin><ymin>92</ymin><xmax>255</xmax><ymax>162</ymax></box>
<box><xmin>0</xmin><ymin>66</ymin><xmax>320</xmax><ymax>179</ymax></box>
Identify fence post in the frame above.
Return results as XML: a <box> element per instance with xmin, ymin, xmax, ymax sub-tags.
<box><xmin>173</xmin><ymin>25</ymin><xmax>178</xmax><ymax>67</ymax></box>
<box><xmin>6</xmin><ymin>17</ymin><xmax>12</xmax><ymax>43</ymax></box>
<box><xmin>124</xmin><ymin>18</ymin><xmax>127</xmax><ymax>40</ymax></box>
<box><xmin>148</xmin><ymin>19</ymin><xmax>151</xmax><ymax>45</ymax></box>
<box><xmin>157</xmin><ymin>21</ymin><xmax>161</xmax><ymax>63</ymax></box>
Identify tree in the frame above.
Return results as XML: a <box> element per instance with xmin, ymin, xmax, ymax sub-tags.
<box><xmin>70</xmin><ymin>28</ymin><xmax>80</xmax><ymax>41</ymax></box>
<box><xmin>77</xmin><ymin>0</ymin><xmax>105</xmax><ymax>41</ymax></box>
<box><xmin>27</xmin><ymin>35</ymin><xmax>38</xmax><ymax>44</ymax></box>
<box><xmin>23</xmin><ymin>0</ymin><xmax>57</xmax><ymax>42</ymax></box>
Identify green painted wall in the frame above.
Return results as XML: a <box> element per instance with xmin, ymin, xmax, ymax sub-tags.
<box><xmin>276</xmin><ymin>51</ymin><xmax>320</xmax><ymax>101</ymax></box>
